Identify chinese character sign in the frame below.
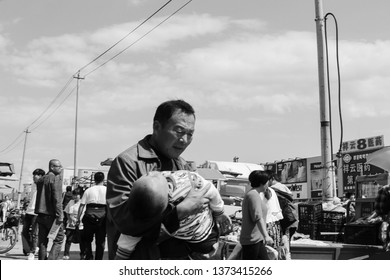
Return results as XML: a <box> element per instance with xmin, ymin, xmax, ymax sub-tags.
<box><xmin>341</xmin><ymin>135</ymin><xmax>384</xmax><ymax>153</ymax></box>
<box><xmin>342</xmin><ymin>149</ymin><xmax>385</xmax><ymax>193</ymax></box>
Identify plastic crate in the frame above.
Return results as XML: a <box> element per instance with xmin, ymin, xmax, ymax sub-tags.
<box><xmin>298</xmin><ymin>201</ymin><xmax>323</xmax><ymax>222</ymax></box>
<box><xmin>319</xmin><ymin>223</ymin><xmax>344</xmax><ymax>233</ymax></box>
<box><xmin>298</xmin><ymin>222</ymin><xmax>320</xmax><ymax>240</ymax></box>
<box><xmin>322</xmin><ymin>211</ymin><xmax>345</xmax><ymax>224</ymax></box>
<box><xmin>344</xmin><ymin>223</ymin><xmax>381</xmax><ymax>245</ymax></box>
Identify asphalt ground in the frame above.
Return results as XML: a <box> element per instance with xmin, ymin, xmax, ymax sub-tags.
<box><xmin>0</xmin><ymin>225</ymin><xmax>108</xmax><ymax>260</ymax></box>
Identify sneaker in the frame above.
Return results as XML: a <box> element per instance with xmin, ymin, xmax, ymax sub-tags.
<box><xmin>27</xmin><ymin>253</ymin><xmax>35</xmax><ymax>260</ymax></box>
<box><xmin>63</xmin><ymin>255</ymin><xmax>70</xmax><ymax>260</ymax></box>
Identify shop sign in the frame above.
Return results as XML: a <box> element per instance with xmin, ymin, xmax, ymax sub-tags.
<box><xmin>342</xmin><ymin>149</ymin><xmax>385</xmax><ymax>193</ymax></box>
<box><xmin>310</xmin><ymin>161</ymin><xmax>338</xmax><ymax>198</ymax></box>
<box><xmin>341</xmin><ymin>135</ymin><xmax>384</xmax><ymax>154</ymax></box>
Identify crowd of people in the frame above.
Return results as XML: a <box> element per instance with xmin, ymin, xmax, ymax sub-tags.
<box><xmin>15</xmin><ymin>98</ymin><xmax>385</xmax><ymax>261</ymax></box>
<box><xmin>14</xmin><ymin>99</ymin><xmax>298</xmax><ymax>260</ymax></box>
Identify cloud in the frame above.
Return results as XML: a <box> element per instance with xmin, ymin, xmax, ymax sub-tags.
<box><xmin>3</xmin><ymin>12</ymin><xmax>390</xmax><ymax>127</ymax></box>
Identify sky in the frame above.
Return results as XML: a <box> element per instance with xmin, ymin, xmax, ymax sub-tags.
<box><xmin>1</xmin><ymin>0</ymin><xmax>390</xmax><ymax>185</ymax></box>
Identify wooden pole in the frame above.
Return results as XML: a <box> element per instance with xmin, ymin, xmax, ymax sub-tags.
<box><xmin>16</xmin><ymin>128</ymin><xmax>30</xmax><ymax>209</ymax></box>
<box><xmin>73</xmin><ymin>72</ymin><xmax>84</xmax><ymax>184</ymax></box>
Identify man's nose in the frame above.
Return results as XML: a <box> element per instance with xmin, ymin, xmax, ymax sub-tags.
<box><xmin>179</xmin><ymin>134</ymin><xmax>191</xmax><ymax>144</ymax></box>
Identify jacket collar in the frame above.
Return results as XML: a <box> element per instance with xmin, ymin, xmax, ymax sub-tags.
<box><xmin>136</xmin><ymin>135</ymin><xmax>189</xmax><ymax>168</ymax></box>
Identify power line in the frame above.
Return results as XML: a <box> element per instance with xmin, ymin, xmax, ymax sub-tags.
<box><xmin>0</xmin><ymin>132</ymin><xmax>25</xmax><ymax>155</ymax></box>
<box><xmin>77</xmin><ymin>0</ymin><xmax>174</xmax><ymax>74</ymax></box>
<box><xmin>84</xmin><ymin>0</ymin><xmax>193</xmax><ymax>77</ymax></box>
<box><xmin>1</xmin><ymin>0</ymin><xmax>191</xmax><ymax>155</ymax></box>
<box><xmin>29</xmin><ymin>85</ymin><xmax>77</xmax><ymax>132</ymax></box>
<box><xmin>28</xmin><ymin>75</ymin><xmax>75</xmax><ymax>129</ymax></box>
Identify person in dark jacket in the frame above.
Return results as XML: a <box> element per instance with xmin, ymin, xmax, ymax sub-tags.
<box><xmin>35</xmin><ymin>159</ymin><xmax>64</xmax><ymax>260</ymax></box>
<box><xmin>106</xmin><ymin>99</ymin><xmax>211</xmax><ymax>260</ymax></box>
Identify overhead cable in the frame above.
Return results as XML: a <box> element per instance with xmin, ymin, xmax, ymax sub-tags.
<box><xmin>77</xmin><ymin>0</ymin><xmax>174</xmax><ymax>74</ymax></box>
<box><xmin>84</xmin><ymin>0</ymin><xmax>193</xmax><ymax>77</ymax></box>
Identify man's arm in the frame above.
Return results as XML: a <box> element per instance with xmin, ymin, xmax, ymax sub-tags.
<box><xmin>106</xmin><ymin>155</ymin><xmax>141</xmax><ymax>235</ymax></box>
<box><xmin>77</xmin><ymin>204</ymin><xmax>85</xmax><ymax>223</ymax></box>
<box><xmin>175</xmin><ymin>184</ymin><xmax>210</xmax><ymax>220</ymax></box>
<box><xmin>52</xmin><ymin>175</ymin><xmax>63</xmax><ymax>224</ymax></box>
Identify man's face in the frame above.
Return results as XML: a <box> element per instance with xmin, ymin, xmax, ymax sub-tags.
<box><xmin>153</xmin><ymin>109</ymin><xmax>195</xmax><ymax>159</ymax></box>
<box><xmin>51</xmin><ymin>161</ymin><xmax>63</xmax><ymax>175</ymax></box>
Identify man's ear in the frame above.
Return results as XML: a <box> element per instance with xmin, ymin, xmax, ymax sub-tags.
<box><xmin>153</xmin><ymin>120</ymin><xmax>161</xmax><ymax>132</ymax></box>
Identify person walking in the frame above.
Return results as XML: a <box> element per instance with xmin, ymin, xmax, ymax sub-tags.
<box><xmin>63</xmin><ymin>189</ymin><xmax>82</xmax><ymax>260</ymax></box>
<box><xmin>267</xmin><ymin>171</ymin><xmax>298</xmax><ymax>260</ymax></box>
<box><xmin>240</xmin><ymin>170</ymin><xmax>273</xmax><ymax>260</ymax></box>
<box><xmin>62</xmin><ymin>185</ymin><xmax>73</xmax><ymax>229</ymax></box>
<box><xmin>106</xmin><ymin>99</ymin><xmax>210</xmax><ymax>260</ymax></box>
<box><xmin>260</xmin><ymin>175</ymin><xmax>283</xmax><ymax>258</ymax></box>
<box><xmin>34</xmin><ymin>159</ymin><xmax>65</xmax><ymax>260</ymax></box>
<box><xmin>22</xmin><ymin>168</ymin><xmax>45</xmax><ymax>260</ymax></box>
<box><xmin>76</xmin><ymin>172</ymin><xmax>107</xmax><ymax>260</ymax></box>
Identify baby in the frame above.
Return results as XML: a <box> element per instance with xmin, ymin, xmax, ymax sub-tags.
<box><xmin>116</xmin><ymin>170</ymin><xmax>231</xmax><ymax>259</ymax></box>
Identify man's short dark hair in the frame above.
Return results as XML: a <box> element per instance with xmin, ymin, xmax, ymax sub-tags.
<box><xmin>94</xmin><ymin>172</ymin><xmax>105</xmax><ymax>184</ymax></box>
<box><xmin>32</xmin><ymin>168</ymin><xmax>45</xmax><ymax>176</ymax></box>
<box><xmin>248</xmin><ymin>170</ymin><xmax>269</xmax><ymax>188</ymax></box>
<box><xmin>153</xmin><ymin>99</ymin><xmax>195</xmax><ymax>127</ymax></box>
<box><xmin>66</xmin><ymin>185</ymin><xmax>72</xmax><ymax>192</ymax></box>
<box><xmin>72</xmin><ymin>189</ymin><xmax>81</xmax><ymax>196</ymax></box>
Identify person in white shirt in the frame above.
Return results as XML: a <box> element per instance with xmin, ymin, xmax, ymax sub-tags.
<box><xmin>76</xmin><ymin>172</ymin><xmax>107</xmax><ymax>260</ymax></box>
<box><xmin>63</xmin><ymin>189</ymin><xmax>82</xmax><ymax>260</ymax></box>
<box><xmin>259</xmin><ymin>172</ymin><xmax>283</xmax><ymax>258</ymax></box>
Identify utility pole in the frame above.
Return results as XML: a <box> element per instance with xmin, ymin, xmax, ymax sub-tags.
<box><xmin>73</xmin><ymin>71</ymin><xmax>84</xmax><ymax>185</ymax></box>
<box><xmin>314</xmin><ymin>0</ymin><xmax>336</xmax><ymax>201</ymax></box>
<box><xmin>17</xmin><ymin>128</ymin><xmax>30</xmax><ymax>209</ymax></box>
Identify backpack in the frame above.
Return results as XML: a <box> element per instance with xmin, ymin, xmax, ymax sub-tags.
<box><xmin>278</xmin><ymin>196</ymin><xmax>298</xmax><ymax>231</ymax></box>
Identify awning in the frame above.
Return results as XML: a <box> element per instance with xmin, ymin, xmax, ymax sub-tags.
<box><xmin>366</xmin><ymin>146</ymin><xmax>390</xmax><ymax>172</ymax></box>
<box><xmin>196</xmin><ymin>168</ymin><xmax>226</xmax><ymax>181</ymax></box>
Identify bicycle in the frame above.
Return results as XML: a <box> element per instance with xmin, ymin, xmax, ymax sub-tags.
<box><xmin>0</xmin><ymin>209</ymin><xmax>21</xmax><ymax>254</ymax></box>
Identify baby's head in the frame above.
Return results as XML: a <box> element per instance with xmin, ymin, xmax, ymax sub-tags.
<box><xmin>129</xmin><ymin>171</ymin><xmax>169</xmax><ymax>219</ymax></box>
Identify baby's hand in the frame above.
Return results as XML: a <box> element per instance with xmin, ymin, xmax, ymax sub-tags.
<box><xmin>215</xmin><ymin>213</ymin><xmax>232</xmax><ymax>235</ymax></box>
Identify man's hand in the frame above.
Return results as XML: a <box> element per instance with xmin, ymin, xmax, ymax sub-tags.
<box><xmin>215</xmin><ymin>213</ymin><xmax>232</xmax><ymax>235</ymax></box>
<box><xmin>55</xmin><ymin>217</ymin><xmax>63</xmax><ymax>225</ymax></box>
<box><xmin>265</xmin><ymin>235</ymin><xmax>274</xmax><ymax>246</ymax></box>
<box><xmin>176</xmin><ymin>183</ymin><xmax>210</xmax><ymax>220</ymax></box>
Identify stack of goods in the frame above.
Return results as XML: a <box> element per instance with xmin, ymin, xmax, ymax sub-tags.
<box><xmin>297</xmin><ymin>201</ymin><xmax>323</xmax><ymax>240</ymax></box>
<box><xmin>318</xmin><ymin>211</ymin><xmax>346</xmax><ymax>242</ymax></box>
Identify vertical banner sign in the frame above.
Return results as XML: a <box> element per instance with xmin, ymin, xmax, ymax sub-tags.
<box><xmin>341</xmin><ymin>136</ymin><xmax>385</xmax><ymax>194</ymax></box>
<box><xmin>310</xmin><ymin>162</ymin><xmax>323</xmax><ymax>198</ymax></box>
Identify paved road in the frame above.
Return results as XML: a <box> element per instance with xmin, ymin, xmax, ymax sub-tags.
<box><xmin>0</xmin><ymin>227</ymin><xmax>109</xmax><ymax>260</ymax></box>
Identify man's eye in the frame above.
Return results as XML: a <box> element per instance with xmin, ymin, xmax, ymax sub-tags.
<box><xmin>174</xmin><ymin>128</ymin><xmax>185</xmax><ymax>134</ymax></box>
